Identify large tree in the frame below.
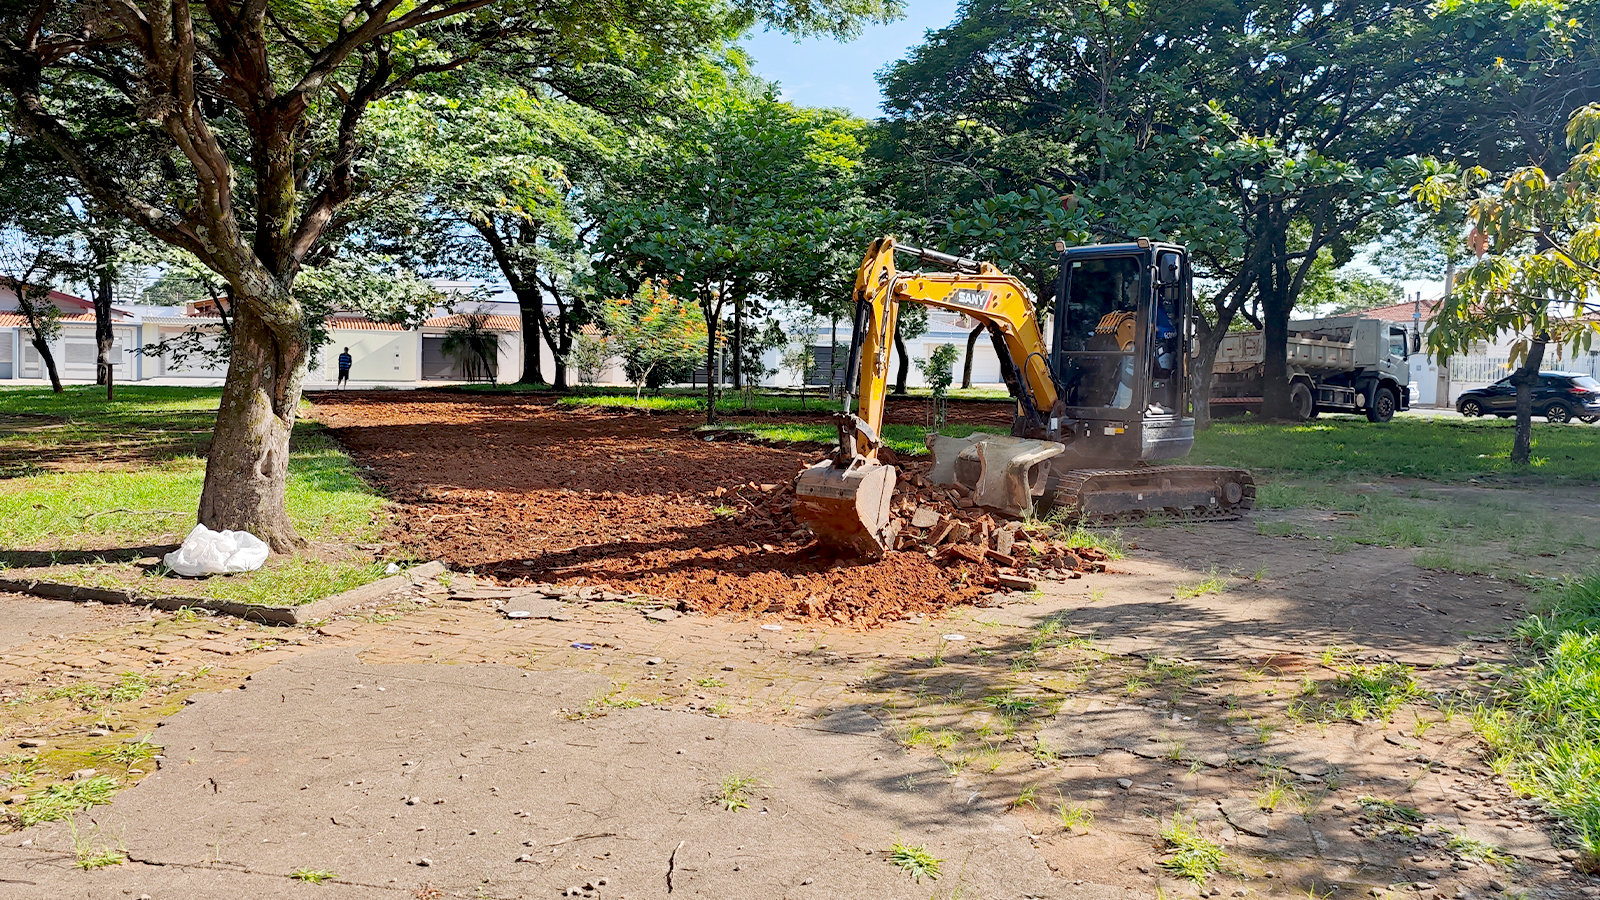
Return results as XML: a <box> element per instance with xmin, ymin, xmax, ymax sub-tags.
<box><xmin>873</xmin><ymin>0</ymin><xmax>1592</xmax><ymax>423</ymax></box>
<box><xmin>1</xmin><ymin>0</ymin><xmax>893</xmax><ymax>550</ymax></box>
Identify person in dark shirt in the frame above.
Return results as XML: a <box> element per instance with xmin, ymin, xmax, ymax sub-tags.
<box><xmin>337</xmin><ymin>347</ymin><xmax>353</xmax><ymax>387</ymax></box>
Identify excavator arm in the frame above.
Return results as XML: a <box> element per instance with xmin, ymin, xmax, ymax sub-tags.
<box><xmin>837</xmin><ymin>237</ymin><xmax>1061</xmax><ymax>460</ymax></box>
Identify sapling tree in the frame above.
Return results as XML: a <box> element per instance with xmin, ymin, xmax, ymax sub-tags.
<box><xmin>917</xmin><ymin>342</ymin><xmax>959</xmax><ymax>427</ymax></box>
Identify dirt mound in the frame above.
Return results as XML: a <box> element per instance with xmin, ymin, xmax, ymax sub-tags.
<box><xmin>312</xmin><ymin>391</ymin><xmax>1087</xmax><ymax>626</ymax></box>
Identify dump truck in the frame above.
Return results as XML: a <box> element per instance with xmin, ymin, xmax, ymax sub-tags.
<box><xmin>1208</xmin><ymin>315</ymin><xmax>1412</xmax><ymax>422</ymax></box>
<box><xmin>790</xmin><ymin>236</ymin><xmax>1255</xmax><ymax>556</ymax></box>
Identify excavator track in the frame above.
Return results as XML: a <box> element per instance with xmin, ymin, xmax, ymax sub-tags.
<box><xmin>1043</xmin><ymin>465</ymin><xmax>1256</xmax><ymax>525</ymax></box>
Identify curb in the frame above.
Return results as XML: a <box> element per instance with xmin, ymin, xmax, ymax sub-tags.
<box><xmin>0</xmin><ymin>560</ymin><xmax>447</xmax><ymax>626</ymax></box>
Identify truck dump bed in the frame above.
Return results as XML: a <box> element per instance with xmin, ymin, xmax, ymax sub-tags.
<box><xmin>1213</xmin><ymin>329</ymin><xmax>1355</xmax><ymax>374</ymax></box>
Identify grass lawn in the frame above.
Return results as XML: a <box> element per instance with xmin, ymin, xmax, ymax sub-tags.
<box><xmin>0</xmin><ymin>385</ymin><xmax>387</xmax><ymax>607</ymax></box>
<box><xmin>1480</xmin><ymin>574</ymin><xmax>1600</xmax><ymax>858</ymax></box>
<box><xmin>1189</xmin><ymin>414</ymin><xmax>1600</xmax><ymax>483</ymax></box>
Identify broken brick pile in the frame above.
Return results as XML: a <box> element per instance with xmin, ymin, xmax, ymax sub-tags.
<box><xmin>735</xmin><ymin>462</ymin><xmax>1112</xmax><ymax>593</ymax></box>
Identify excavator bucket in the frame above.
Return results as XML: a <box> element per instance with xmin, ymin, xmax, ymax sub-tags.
<box><xmin>793</xmin><ymin>458</ymin><xmax>898</xmax><ymax>557</ymax></box>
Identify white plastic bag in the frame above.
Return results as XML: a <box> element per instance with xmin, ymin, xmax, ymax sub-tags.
<box><xmin>163</xmin><ymin>524</ymin><xmax>270</xmax><ymax>577</ymax></box>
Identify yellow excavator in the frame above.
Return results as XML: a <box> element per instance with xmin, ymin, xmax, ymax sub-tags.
<box><xmin>793</xmin><ymin>236</ymin><xmax>1255</xmax><ymax>556</ymax></box>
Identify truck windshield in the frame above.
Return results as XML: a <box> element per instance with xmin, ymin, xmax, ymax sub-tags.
<box><xmin>1056</xmin><ymin>256</ymin><xmax>1142</xmax><ymax>410</ymax></box>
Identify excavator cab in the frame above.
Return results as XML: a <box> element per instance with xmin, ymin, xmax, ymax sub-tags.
<box><xmin>1049</xmin><ymin>241</ymin><xmax>1196</xmax><ymax>466</ymax></box>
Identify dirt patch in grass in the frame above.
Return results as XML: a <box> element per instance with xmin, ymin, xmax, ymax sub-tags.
<box><xmin>310</xmin><ymin>391</ymin><xmax>1026</xmax><ymax>626</ymax></box>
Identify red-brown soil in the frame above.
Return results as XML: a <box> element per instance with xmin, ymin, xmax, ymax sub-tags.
<box><xmin>309</xmin><ymin>391</ymin><xmax>1023</xmax><ymax>626</ymax></box>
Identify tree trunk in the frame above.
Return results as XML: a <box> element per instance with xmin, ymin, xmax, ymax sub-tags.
<box><xmin>93</xmin><ymin>246</ymin><xmax>114</xmax><ymax>387</ymax></box>
<box><xmin>30</xmin><ymin>334</ymin><xmax>63</xmax><ymax>392</ymax></box>
<box><xmin>731</xmin><ymin>294</ymin><xmax>744</xmax><ymax>390</ymax></box>
<box><xmin>960</xmin><ymin>325</ymin><xmax>982</xmax><ymax>389</ymax></box>
<box><xmin>704</xmin><ymin>316</ymin><xmax>719</xmax><ymax>425</ymax></box>
<box><xmin>552</xmin><ymin>319</ymin><xmax>572</xmax><ymax>391</ymax></box>
<box><xmin>1510</xmin><ymin>337</ymin><xmax>1547</xmax><ymax>465</ymax></box>
<box><xmin>197</xmin><ymin>304</ymin><xmax>308</xmax><ymax>552</ymax></box>
<box><xmin>892</xmin><ymin>327</ymin><xmax>911</xmax><ymax>396</ymax></box>
<box><xmin>515</xmin><ymin>289</ymin><xmax>546</xmax><ymax>385</ymax></box>
<box><xmin>1191</xmin><ymin>329</ymin><xmax>1225</xmax><ymax>431</ymax></box>
<box><xmin>1258</xmin><ymin>214</ymin><xmax>1295</xmax><ymax>419</ymax></box>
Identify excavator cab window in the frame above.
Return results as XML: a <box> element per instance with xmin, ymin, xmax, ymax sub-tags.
<box><xmin>1055</xmin><ymin>255</ymin><xmax>1143</xmax><ymax>410</ymax></box>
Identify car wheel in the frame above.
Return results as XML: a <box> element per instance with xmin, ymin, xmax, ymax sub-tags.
<box><xmin>1289</xmin><ymin>382</ymin><xmax>1315</xmax><ymax>421</ymax></box>
<box><xmin>1582</xmin><ymin>415</ymin><xmax>1599</xmax><ymax>424</ymax></box>
<box><xmin>1366</xmin><ymin>386</ymin><xmax>1397</xmax><ymax>423</ymax></box>
<box><xmin>1544</xmin><ymin>403</ymin><xmax>1573</xmax><ymax>424</ymax></box>
<box><xmin>1458</xmin><ymin>399</ymin><xmax>1483</xmax><ymax>417</ymax></box>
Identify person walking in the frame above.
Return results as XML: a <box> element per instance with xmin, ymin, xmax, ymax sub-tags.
<box><xmin>337</xmin><ymin>347</ymin><xmax>353</xmax><ymax>387</ymax></box>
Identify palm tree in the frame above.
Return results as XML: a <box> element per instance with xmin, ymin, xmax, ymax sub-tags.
<box><xmin>442</xmin><ymin>312</ymin><xmax>500</xmax><ymax>383</ymax></box>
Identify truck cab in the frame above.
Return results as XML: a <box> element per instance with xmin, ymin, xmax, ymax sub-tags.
<box><xmin>1286</xmin><ymin>315</ymin><xmax>1412</xmax><ymax>421</ymax></box>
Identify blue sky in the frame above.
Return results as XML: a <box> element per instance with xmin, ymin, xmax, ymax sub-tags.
<box><xmin>739</xmin><ymin>0</ymin><xmax>960</xmax><ymax>117</ymax></box>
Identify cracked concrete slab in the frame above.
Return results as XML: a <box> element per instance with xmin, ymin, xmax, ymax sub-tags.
<box><xmin>1037</xmin><ymin>702</ymin><xmax>1240</xmax><ymax>768</ymax></box>
<box><xmin>2</xmin><ymin>650</ymin><xmax>1084</xmax><ymax>900</ymax></box>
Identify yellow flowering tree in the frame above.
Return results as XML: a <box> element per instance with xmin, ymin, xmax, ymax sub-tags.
<box><xmin>600</xmin><ymin>280</ymin><xmax>707</xmax><ymax>399</ymax></box>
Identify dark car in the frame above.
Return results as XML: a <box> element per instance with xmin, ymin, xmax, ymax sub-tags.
<box><xmin>1456</xmin><ymin>371</ymin><xmax>1600</xmax><ymax>423</ymax></box>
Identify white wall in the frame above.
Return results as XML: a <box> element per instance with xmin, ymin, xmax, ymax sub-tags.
<box><xmin>320</xmin><ymin>330</ymin><xmax>418</xmax><ymax>383</ymax></box>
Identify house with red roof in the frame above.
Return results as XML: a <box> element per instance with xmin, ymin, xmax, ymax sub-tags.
<box><xmin>1</xmin><ymin>280</ymin><xmax>529</xmax><ymax>386</ymax></box>
<box><xmin>0</xmin><ymin>282</ymin><xmax>141</xmax><ymax>382</ymax></box>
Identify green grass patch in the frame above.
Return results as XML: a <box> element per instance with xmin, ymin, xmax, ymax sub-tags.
<box><xmin>1290</xmin><ymin>661</ymin><xmax>1421</xmax><ymax>724</ymax></box>
<box><xmin>887</xmin><ymin>840</ymin><xmax>942</xmax><ymax>882</ymax></box>
<box><xmin>1413</xmin><ymin>549</ymin><xmax>1506</xmax><ymax>576</ymax></box>
<box><xmin>716</xmin><ymin>421</ymin><xmax>1006</xmax><ymax>457</ymax></box>
<box><xmin>197</xmin><ymin>558</ymin><xmax>387</xmax><ymax>607</ymax></box>
<box><xmin>1158</xmin><ymin>813</ymin><xmax>1230</xmax><ymax>883</ymax></box>
<box><xmin>1249</xmin><ymin>479</ymin><xmax>1597</xmax><ymax>562</ymax></box>
<box><xmin>0</xmin><ymin>386</ymin><xmax>387</xmax><ymax>608</ymax></box>
<box><xmin>1175</xmin><ymin>567</ymin><xmax>1229</xmax><ymax>600</ymax></box>
<box><xmin>88</xmin><ymin>738</ymin><xmax>159</xmax><ymax>766</ymax></box>
<box><xmin>289</xmin><ymin>868</ymin><xmax>339</xmax><ymax>885</ymax></box>
<box><xmin>709</xmin><ymin>773</ymin><xmax>760</xmax><ymax>811</ymax></box>
<box><xmin>1357</xmin><ymin>795</ymin><xmax>1425</xmax><ymax>825</ymax></box>
<box><xmin>1478</xmin><ymin>573</ymin><xmax>1600</xmax><ymax>858</ymax></box>
<box><xmin>1446</xmin><ymin>832</ymin><xmax>1517</xmax><ymax>868</ymax></box>
<box><xmin>14</xmin><ymin>775</ymin><xmax>120</xmax><ymax>826</ymax></box>
<box><xmin>1189</xmin><ymin>416</ymin><xmax>1600</xmax><ymax>484</ymax></box>
<box><xmin>1050</xmin><ymin>524</ymin><xmax>1126</xmax><ymax>559</ymax></box>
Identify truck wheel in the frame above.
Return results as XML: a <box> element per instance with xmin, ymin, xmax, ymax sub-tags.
<box><xmin>1366</xmin><ymin>386</ymin><xmax>1397</xmax><ymax>423</ymax></box>
<box><xmin>1289</xmin><ymin>383</ymin><xmax>1315</xmax><ymax>421</ymax></box>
